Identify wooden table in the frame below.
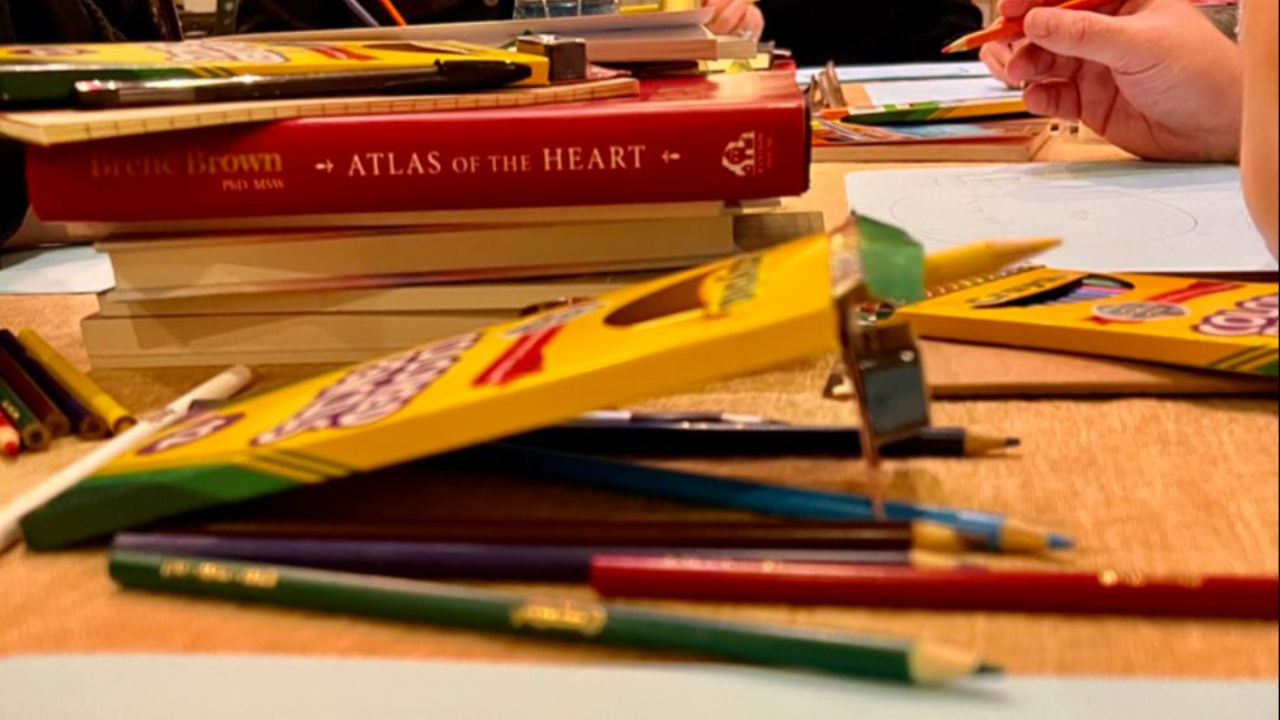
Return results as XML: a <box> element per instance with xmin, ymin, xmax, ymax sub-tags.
<box><xmin>2</xmin><ymin>139</ymin><xmax>1277</xmax><ymax>678</ymax></box>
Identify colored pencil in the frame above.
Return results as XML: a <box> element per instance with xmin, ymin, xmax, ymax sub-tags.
<box><xmin>924</xmin><ymin>238</ymin><xmax>1060</xmax><ymax>288</ymax></box>
<box><xmin>0</xmin><ymin>407</ymin><xmax>19</xmax><ymax>456</ymax></box>
<box><xmin>0</xmin><ymin>330</ymin><xmax>107</xmax><ymax>440</ymax></box>
<box><xmin>472</xmin><ymin>445</ymin><xmax>1074</xmax><ymax>554</ymax></box>
<box><xmin>0</xmin><ymin>378</ymin><xmax>50</xmax><ymax>451</ymax></box>
<box><xmin>515</xmin><ymin>423</ymin><xmax>1019</xmax><ymax>458</ymax></box>
<box><xmin>16</xmin><ymin>329</ymin><xmax>136</xmax><ymax>435</ymax></box>
<box><xmin>113</xmin><ymin>533</ymin><xmax>962</xmax><ymax>583</ymax></box>
<box><xmin>0</xmin><ymin>341</ymin><xmax>71</xmax><ymax>439</ymax></box>
<box><xmin>2</xmin><ymin>365</ymin><xmax>254</xmax><ymax>553</ymax></box>
<box><xmin>138</xmin><ymin>519</ymin><xmax>975</xmax><ymax>552</ymax></box>
<box><xmin>591</xmin><ymin>557</ymin><xmax>1280</xmax><ymax>620</ymax></box>
<box><xmin>110</xmin><ymin>549</ymin><xmax>998</xmax><ymax>684</ymax></box>
<box><xmin>943</xmin><ymin>0</ymin><xmax>1115</xmax><ymax>54</ymax></box>
<box><xmin>842</xmin><ymin>97</ymin><xmax>1029</xmax><ymax>125</ymax></box>
<box><xmin>374</xmin><ymin>0</ymin><xmax>409</xmax><ymax>26</ymax></box>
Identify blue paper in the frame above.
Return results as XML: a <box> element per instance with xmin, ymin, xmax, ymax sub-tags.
<box><xmin>796</xmin><ymin>62</ymin><xmax>994</xmax><ymax>86</ymax></box>
<box><xmin>0</xmin><ymin>245</ymin><xmax>114</xmax><ymax>295</ymax></box>
<box><xmin>0</xmin><ymin>656</ymin><xmax>1275</xmax><ymax>720</ymax></box>
<box><xmin>847</xmin><ymin>162</ymin><xmax>1280</xmax><ymax>273</ymax></box>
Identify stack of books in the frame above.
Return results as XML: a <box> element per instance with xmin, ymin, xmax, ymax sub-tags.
<box><xmin>4</xmin><ymin>32</ymin><xmax>814</xmax><ymax>369</ymax></box>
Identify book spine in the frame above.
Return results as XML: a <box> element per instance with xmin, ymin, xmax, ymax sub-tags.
<box><xmin>26</xmin><ymin>102</ymin><xmax>808</xmax><ymax>222</ymax></box>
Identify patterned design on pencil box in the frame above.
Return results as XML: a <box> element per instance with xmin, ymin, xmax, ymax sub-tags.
<box><xmin>1208</xmin><ymin>345</ymin><xmax>1280</xmax><ymax>376</ymax></box>
<box><xmin>1000</xmin><ymin>275</ymin><xmax>1133</xmax><ymax>308</ymax></box>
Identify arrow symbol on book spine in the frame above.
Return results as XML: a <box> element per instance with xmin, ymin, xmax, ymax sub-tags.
<box><xmin>662</xmin><ymin>151</ymin><xmax>682</xmax><ymax>164</ymax></box>
<box><xmin>315</xmin><ymin>160</ymin><xmax>334</xmax><ymax>173</ymax></box>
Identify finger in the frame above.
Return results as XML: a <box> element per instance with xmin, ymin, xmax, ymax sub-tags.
<box><xmin>704</xmin><ymin>0</ymin><xmax>731</xmax><ymax>21</ymax></box>
<box><xmin>712</xmin><ymin>2</ymin><xmax>749</xmax><ymax>35</ymax></box>
<box><xmin>999</xmin><ymin>0</ymin><xmax>1048</xmax><ymax>20</ymax></box>
<box><xmin>1007</xmin><ymin>43</ymin><xmax>1081</xmax><ymax>84</ymax></box>
<box><xmin>1022</xmin><ymin>7</ymin><xmax>1135</xmax><ymax>68</ymax></box>
<box><xmin>1000</xmin><ymin>0</ymin><xmax>1124</xmax><ymax>20</ymax></box>
<box><xmin>705</xmin><ymin>0</ymin><xmax>737</xmax><ymax>27</ymax></box>
<box><xmin>980</xmin><ymin>43</ymin><xmax>1017</xmax><ymax>86</ymax></box>
<box><xmin>980</xmin><ymin>42</ymin><xmax>1012</xmax><ymax>74</ymax></box>
<box><xmin>1074</xmin><ymin>61</ymin><xmax>1121</xmax><ymax>133</ymax></box>
<box><xmin>743</xmin><ymin>6</ymin><xmax>765</xmax><ymax>38</ymax></box>
<box><xmin>1025</xmin><ymin>79</ymin><xmax>1083</xmax><ymax>120</ymax></box>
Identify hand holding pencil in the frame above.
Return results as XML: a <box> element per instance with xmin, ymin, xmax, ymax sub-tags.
<box><xmin>972</xmin><ymin>0</ymin><xmax>1244</xmax><ymax>163</ymax></box>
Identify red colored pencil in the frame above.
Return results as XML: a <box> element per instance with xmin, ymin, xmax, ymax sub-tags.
<box><xmin>0</xmin><ymin>408</ymin><xmax>18</xmax><ymax>456</ymax></box>
<box><xmin>591</xmin><ymin>556</ymin><xmax>1280</xmax><ymax>620</ymax></box>
<box><xmin>943</xmin><ymin>0</ymin><xmax>1115</xmax><ymax>54</ymax></box>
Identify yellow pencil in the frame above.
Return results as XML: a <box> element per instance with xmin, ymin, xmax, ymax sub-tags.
<box><xmin>924</xmin><ymin>237</ymin><xmax>1061</xmax><ymax>288</ymax></box>
<box><xmin>16</xmin><ymin>329</ymin><xmax>136</xmax><ymax>436</ymax></box>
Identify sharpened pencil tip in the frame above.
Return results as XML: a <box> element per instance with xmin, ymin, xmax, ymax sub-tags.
<box><xmin>1004</xmin><ymin>437</ymin><xmax>1021</xmax><ymax>449</ymax></box>
<box><xmin>1048</xmin><ymin>533</ymin><xmax>1076</xmax><ymax>551</ymax></box>
<box><xmin>976</xmin><ymin>663</ymin><xmax>1005</xmax><ymax>676</ymax></box>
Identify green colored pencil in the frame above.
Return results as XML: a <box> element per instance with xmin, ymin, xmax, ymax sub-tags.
<box><xmin>0</xmin><ymin>378</ymin><xmax>50</xmax><ymax>451</ymax></box>
<box><xmin>110</xmin><ymin>550</ymin><xmax>996</xmax><ymax>686</ymax></box>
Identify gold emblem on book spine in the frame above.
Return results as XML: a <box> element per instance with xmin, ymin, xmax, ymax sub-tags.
<box><xmin>510</xmin><ymin>600</ymin><xmax>608</xmax><ymax>637</ymax></box>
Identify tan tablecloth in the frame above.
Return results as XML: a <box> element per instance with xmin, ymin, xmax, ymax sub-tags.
<box><xmin>2</xmin><ymin>138</ymin><xmax>1277</xmax><ymax>678</ymax></box>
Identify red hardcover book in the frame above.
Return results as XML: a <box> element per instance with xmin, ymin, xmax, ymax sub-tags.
<box><xmin>25</xmin><ymin>72</ymin><xmax>810</xmax><ymax>223</ymax></box>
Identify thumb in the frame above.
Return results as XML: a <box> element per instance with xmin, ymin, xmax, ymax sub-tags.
<box><xmin>1023</xmin><ymin>7</ymin><xmax>1136</xmax><ymax>69</ymax></box>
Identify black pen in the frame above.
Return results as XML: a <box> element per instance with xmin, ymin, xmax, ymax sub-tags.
<box><xmin>515</xmin><ymin>421</ymin><xmax>1020</xmax><ymax>458</ymax></box>
<box><xmin>73</xmin><ymin>60</ymin><xmax>532</xmax><ymax>109</ymax></box>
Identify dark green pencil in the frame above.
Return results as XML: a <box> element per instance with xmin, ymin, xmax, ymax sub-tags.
<box><xmin>110</xmin><ymin>550</ymin><xmax>994</xmax><ymax>686</ymax></box>
<box><xmin>0</xmin><ymin>378</ymin><xmax>50</xmax><ymax>451</ymax></box>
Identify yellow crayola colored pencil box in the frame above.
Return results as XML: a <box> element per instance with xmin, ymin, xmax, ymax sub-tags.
<box><xmin>896</xmin><ymin>268</ymin><xmax>1279</xmax><ymax>378</ymax></box>
<box><xmin>0</xmin><ymin>40</ymin><xmax>549</xmax><ymax>105</ymax></box>
<box><xmin>22</xmin><ymin>233</ymin><xmax>859</xmax><ymax>550</ymax></box>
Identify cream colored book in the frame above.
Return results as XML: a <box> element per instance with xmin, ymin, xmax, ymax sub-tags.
<box><xmin>82</xmin><ymin>311</ymin><xmax>515</xmax><ymax>369</ymax></box>
<box><xmin>99</xmin><ymin>257</ymin><xmax>714</xmax><ymax>303</ymax></box>
<box><xmin>242</xmin><ymin>10</ymin><xmax>747</xmax><ymax>64</ymax></box>
<box><xmin>101</xmin><ymin>216</ymin><xmax>736</xmax><ymax>293</ymax></box>
<box><xmin>241</xmin><ymin>9</ymin><xmax>714</xmax><ymax>46</ymax></box>
<box><xmin>586</xmin><ymin>27</ymin><xmax>758</xmax><ymax>63</ymax></box>
<box><xmin>0</xmin><ymin>78</ymin><xmax>640</xmax><ymax>148</ymax></box>
<box><xmin>97</xmin><ymin>272</ymin><xmax>663</xmax><ymax>317</ymax></box>
<box><xmin>58</xmin><ymin>200</ymin><xmax>732</xmax><ymax>240</ymax></box>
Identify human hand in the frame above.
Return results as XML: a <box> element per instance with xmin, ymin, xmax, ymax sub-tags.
<box><xmin>704</xmin><ymin>0</ymin><xmax>764</xmax><ymax>39</ymax></box>
<box><xmin>980</xmin><ymin>40</ymin><xmax>1021</xmax><ymax>88</ymax></box>
<box><xmin>994</xmin><ymin>0</ymin><xmax>1243</xmax><ymax>162</ymax></box>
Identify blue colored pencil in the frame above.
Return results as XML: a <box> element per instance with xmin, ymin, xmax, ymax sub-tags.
<box><xmin>478</xmin><ymin>444</ymin><xmax>1074</xmax><ymax>554</ymax></box>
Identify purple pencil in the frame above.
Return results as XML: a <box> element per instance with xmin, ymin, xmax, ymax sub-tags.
<box><xmin>111</xmin><ymin>533</ymin><xmax>956</xmax><ymax>583</ymax></box>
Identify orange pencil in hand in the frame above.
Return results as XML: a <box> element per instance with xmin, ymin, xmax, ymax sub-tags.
<box><xmin>943</xmin><ymin>0</ymin><xmax>1115</xmax><ymax>54</ymax></box>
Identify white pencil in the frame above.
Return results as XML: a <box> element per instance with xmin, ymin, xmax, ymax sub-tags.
<box><xmin>0</xmin><ymin>366</ymin><xmax>254</xmax><ymax>554</ymax></box>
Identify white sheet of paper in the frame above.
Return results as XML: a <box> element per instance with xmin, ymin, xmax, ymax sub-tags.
<box><xmin>795</xmin><ymin>61</ymin><xmax>993</xmax><ymax>86</ymax></box>
<box><xmin>0</xmin><ymin>656</ymin><xmax>1275</xmax><ymax>720</ymax></box>
<box><xmin>0</xmin><ymin>244</ymin><xmax>115</xmax><ymax>295</ymax></box>
<box><xmin>846</xmin><ymin>162</ymin><xmax>1280</xmax><ymax>273</ymax></box>
<box><xmin>861</xmin><ymin>77</ymin><xmax>1021</xmax><ymax>107</ymax></box>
